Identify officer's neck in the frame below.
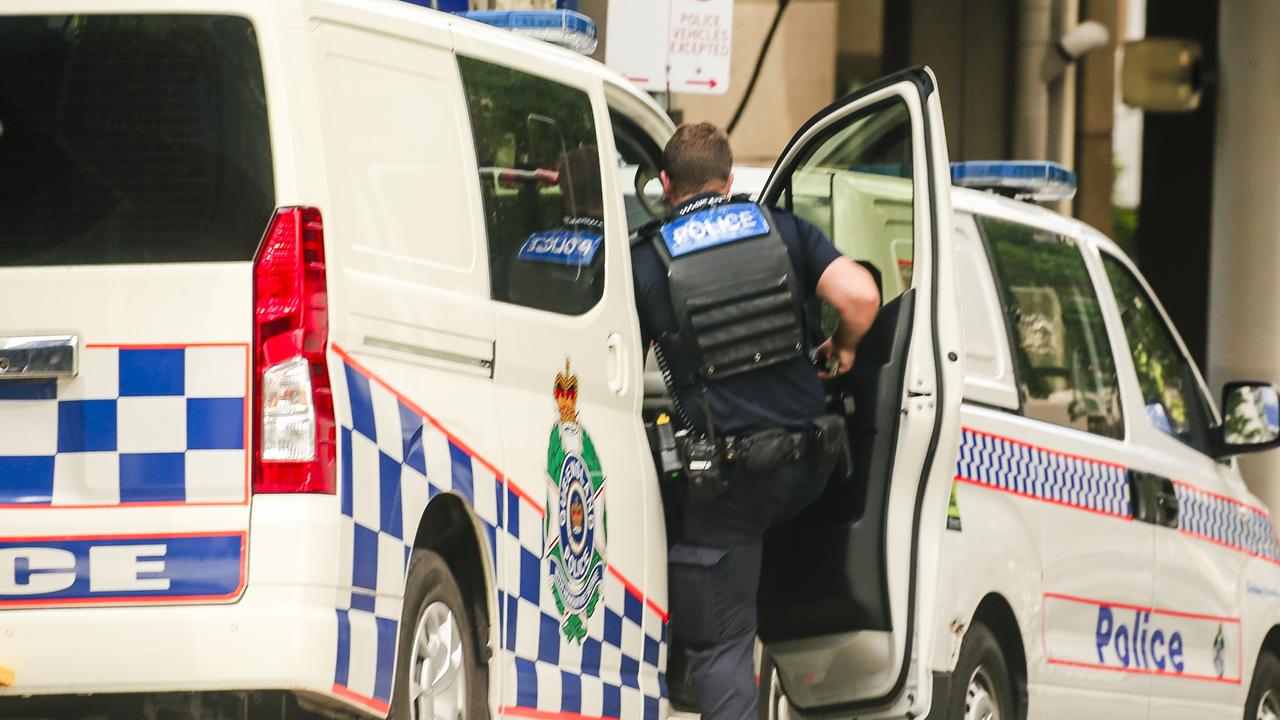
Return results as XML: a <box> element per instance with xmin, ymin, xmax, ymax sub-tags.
<box><xmin>671</xmin><ymin>187</ymin><xmax>730</xmax><ymax>215</ymax></box>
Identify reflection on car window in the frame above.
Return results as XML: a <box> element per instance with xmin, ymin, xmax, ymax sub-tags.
<box><xmin>982</xmin><ymin>217</ymin><xmax>1124</xmax><ymax>440</ymax></box>
<box><xmin>458</xmin><ymin>57</ymin><xmax>605</xmax><ymax>315</ymax></box>
<box><xmin>1103</xmin><ymin>254</ymin><xmax>1208</xmax><ymax>448</ymax></box>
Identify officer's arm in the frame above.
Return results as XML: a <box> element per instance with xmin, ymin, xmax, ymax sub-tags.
<box><xmin>813</xmin><ymin>257</ymin><xmax>880</xmax><ymax>379</ymax></box>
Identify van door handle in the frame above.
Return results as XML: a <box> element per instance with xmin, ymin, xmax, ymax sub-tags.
<box><xmin>0</xmin><ymin>335</ymin><xmax>78</xmax><ymax>379</ymax></box>
<box><xmin>1155</xmin><ymin>479</ymin><xmax>1180</xmax><ymax>528</ymax></box>
<box><xmin>1129</xmin><ymin>469</ymin><xmax>1179</xmax><ymax>528</ymax></box>
<box><xmin>606</xmin><ymin>332</ymin><xmax>627</xmax><ymax>396</ymax></box>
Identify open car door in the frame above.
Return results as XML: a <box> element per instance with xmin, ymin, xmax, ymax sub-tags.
<box><xmin>756</xmin><ymin>67</ymin><xmax>963</xmax><ymax>716</ymax></box>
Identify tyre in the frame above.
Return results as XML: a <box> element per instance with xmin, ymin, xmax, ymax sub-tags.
<box><xmin>945</xmin><ymin>621</ymin><xmax>1016</xmax><ymax>720</ymax></box>
<box><xmin>1244</xmin><ymin>650</ymin><xmax>1280</xmax><ymax>720</ymax></box>
<box><xmin>758</xmin><ymin>650</ymin><xmax>784</xmax><ymax>720</ymax></box>
<box><xmin>390</xmin><ymin>549</ymin><xmax>487</xmax><ymax>720</ymax></box>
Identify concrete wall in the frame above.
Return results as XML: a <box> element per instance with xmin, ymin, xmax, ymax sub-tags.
<box><xmin>671</xmin><ymin>0</ymin><xmax>838</xmax><ymax>165</ymax></box>
<box><xmin>1208</xmin><ymin>0</ymin><xmax>1280</xmax><ymax>512</ymax></box>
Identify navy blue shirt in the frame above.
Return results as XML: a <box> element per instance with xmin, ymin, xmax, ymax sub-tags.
<box><xmin>632</xmin><ymin>193</ymin><xmax>843</xmax><ymax>435</ymax></box>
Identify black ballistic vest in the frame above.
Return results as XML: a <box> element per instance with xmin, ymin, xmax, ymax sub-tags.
<box><xmin>651</xmin><ymin>199</ymin><xmax>806</xmax><ymax>390</ymax></box>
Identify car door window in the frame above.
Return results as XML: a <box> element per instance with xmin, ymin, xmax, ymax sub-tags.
<box><xmin>981</xmin><ymin>216</ymin><xmax>1124</xmax><ymax>439</ymax></box>
<box><xmin>610</xmin><ymin>112</ymin><xmax>667</xmax><ymax>232</ymax></box>
<box><xmin>1101</xmin><ymin>254</ymin><xmax>1212</xmax><ymax>449</ymax></box>
<box><xmin>458</xmin><ymin>57</ymin><xmax>605</xmax><ymax>315</ymax></box>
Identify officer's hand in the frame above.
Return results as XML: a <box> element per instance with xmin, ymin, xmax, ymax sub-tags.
<box><xmin>814</xmin><ymin>337</ymin><xmax>855</xmax><ymax>379</ymax></box>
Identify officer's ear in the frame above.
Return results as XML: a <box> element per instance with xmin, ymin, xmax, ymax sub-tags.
<box><xmin>660</xmin><ymin>171</ymin><xmax>674</xmax><ymax>202</ymax></box>
<box><xmin>724</xmin><ymin>173</ymin><xmax>734</xmax><ymax>196</ymax></box>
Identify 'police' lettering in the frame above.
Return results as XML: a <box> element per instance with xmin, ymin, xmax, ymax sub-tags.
<box><xmin>0</xmin><ymin>547</ymin><xmax>76</xmax><ymax>595</ymax></box>
<box><xmin>0</xmin><ymin>534</ymin><xmax>243</xmax><ymax>605</ymax></box>
<box><xmin>1095</xmin><ymin>606</ymin><xmax>1185</xmax><ymax>673</ymax></box>
<box><xmin>661</xmin><ymin>203</ymin><xmax>771</xmax><ymax>257</ymax></box>
<box><xmin>89</xmin><ymin>544</ymin><xmax>170</xmax><ymax>592</ymax></box>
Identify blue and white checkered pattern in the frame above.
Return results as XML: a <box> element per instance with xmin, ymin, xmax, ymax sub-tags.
<box><xmin>957</xmin><ymin>426</ymin><xmax>1280</xmax><ymax>563</ymax></box>
<box><xmin>955</xmin><ymin>427</ymin><xmax>1131</xmax><ymax>518</ymax></box>
<box><xmin>332</xmin><ymin>354</ymin><xmax>668</xmax><ymax>718</ymax></box>
<box><xmin>0</xmin><ymin>345</ymin><xmax>247</xmax><ymax>505</ymax></box>
<box><xmin>1176</xmin><ymin>483</ymin><xmax>1280</xmax><ymax>563</ymax></box>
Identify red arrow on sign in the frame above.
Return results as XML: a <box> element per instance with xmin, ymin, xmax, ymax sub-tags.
<box><xmin>686</xmin><ymin>78</ymin><xmax>718</xmax><ymax>88</ymax></box>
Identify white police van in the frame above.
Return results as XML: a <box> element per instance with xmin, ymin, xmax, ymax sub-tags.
<box><xmin>2</xmin><ymin>2</ymin><xmax>1279</xmax><ymax>720</ymax></box>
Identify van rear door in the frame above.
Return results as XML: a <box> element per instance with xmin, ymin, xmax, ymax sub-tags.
<box><xmin>755</xmin><ymin>67</ymin><xmax>963</xmax><ymax>715</ymax></box>
<box><xmin>0</xmin><ymin>11</ymin><xmax>274</xmax><ymax>607</ymax></box>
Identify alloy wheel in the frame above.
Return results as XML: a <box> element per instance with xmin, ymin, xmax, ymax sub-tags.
<box><xmin>964</xmin><ymin>664</ymin><xmax>1002</xmax><ymax>720</ymax></box>
<box><xmin>410</xmin><ymin>601</ymin><xmax>468</xmax><ymax>720</ymax></box>
<box><xmin>1259</xmin><ymin>689</ymin><xmax>1280</xmax><ymax>720</ymax></box>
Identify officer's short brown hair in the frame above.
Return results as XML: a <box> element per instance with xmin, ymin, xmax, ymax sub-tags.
<box><xmin>662</xmin><ymin>122</ymin><xmax>733</xmax><ymax>198</ymax></box>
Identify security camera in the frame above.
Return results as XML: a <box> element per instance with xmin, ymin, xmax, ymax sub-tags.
<box><xmin>1043</xmin><ymin>20</ymin><xmax>1111</xmax><ymax>81</ymax></box>
<box><xmin>1058</xmin><ymin>21</ymin><xmax>1111</xmax><ymax>61</ymax></box>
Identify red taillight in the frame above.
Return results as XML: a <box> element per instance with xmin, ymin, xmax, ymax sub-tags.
<box><xmin>252</xmin><ymin>207</ymin><xmax>335</xmax><ymax>494</ymax></box>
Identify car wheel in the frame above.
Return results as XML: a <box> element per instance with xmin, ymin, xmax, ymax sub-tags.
<box><xmin>390</xmin><ymin>549</ymin><xmax>487</xmax><ymax>720</ymax></box>
<box><xmin>947</xmin><ymin>621</ymin><xmax>1016</xmax><ymax>720</ymax></box>
<box><xmin>757</xmin><ymin>651</ymin><xmax>788</xmax><ymax>720</ymax></box>
<box><xmin>1245</xmin><ymin>651</ymin><xmax>1280</xmax><ymax>720</ymax></box>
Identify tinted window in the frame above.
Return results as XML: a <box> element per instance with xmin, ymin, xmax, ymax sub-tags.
<box><xmin>459</xmin><ymin>57</ymin><xmax>605</xmax><ymax>315</ymax></box>
<box><xmin>982</xmin><ymin>217</ymin><xmax>1124</xmax><ymax>439</ymax></box>
<box><xmin>0</xmin><ymin>15</ymin><xmax>275</xmax><ymax>266</ymax></box>
<box><xmin>1103</xmin><ymin>254</ymin><xmax>1211</xmax><ymax>447</ymax></box>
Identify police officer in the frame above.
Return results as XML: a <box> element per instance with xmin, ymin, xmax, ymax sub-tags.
<box><xmin>631</xmin><ymin>123</ymin><xmax>880</xmax><ymax>720</ymax></box>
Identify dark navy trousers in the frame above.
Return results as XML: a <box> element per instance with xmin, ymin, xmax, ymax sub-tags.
<box><xmin>668</xmin><ymin>459</ymin><xmax>829</xmax><ymax>720</ymax></box>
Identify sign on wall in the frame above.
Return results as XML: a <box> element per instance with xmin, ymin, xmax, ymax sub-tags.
<box><xmin>605</xmin><ymin>0</ymin><xmax>733</xmax><ymax>95</ymax></box>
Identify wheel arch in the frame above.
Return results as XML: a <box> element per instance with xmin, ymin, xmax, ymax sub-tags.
<box><xmin>970</xmin><ymin>593</ymin><xmax>1028</xmax><ymax>720</ymax></box>
<box><xmin>412</xmin><ymin>492</ymin><xmax>498</xmax><ymax>672</ymax></box>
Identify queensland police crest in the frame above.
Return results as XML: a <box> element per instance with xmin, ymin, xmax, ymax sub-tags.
<box><xmin>544</xmin><ymin>360</ymin><xmax>607</xmax><ymax>643</ymax></box>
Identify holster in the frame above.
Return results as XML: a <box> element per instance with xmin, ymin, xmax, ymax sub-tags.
<box><xmin>808</xmin><ymin>413</ymin><xmax>852</xmax><ymax>482</ymax></box>
<box><xmin>724</xmin><ymin>414</ymin><xmax>850</xmax><ymax>481</ymax></box>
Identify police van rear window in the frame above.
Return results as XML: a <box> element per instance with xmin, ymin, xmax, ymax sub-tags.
<box><xmin>0</xmin><ymin>15</ymin><xmax>274</xmax><ymax>266</ymax></box>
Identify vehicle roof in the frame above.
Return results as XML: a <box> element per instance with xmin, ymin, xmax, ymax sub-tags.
<box><xmin>436</xmin><ymin>4</ymin><xmax>671</xmax><ymax>124</ymax></box>
<box><xmin>950</xmin><ymin>185</ymin><xmax>1124</xmax><ymax>258</ymax></box>
<box><xmin>5</xmin><ymin>0</ymin><xmax>671</xmax><ymax>136</ymax></box>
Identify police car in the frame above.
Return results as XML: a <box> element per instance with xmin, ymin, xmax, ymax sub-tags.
<box><xmin>717</xmin><ymin>156</ymin><xmax>1280</xmax><ymax>720</ymax></box>
<box><xmin>2</xmin><ymin>2</ymin><xmax>1279</xmax><ymax>720</ymax></box>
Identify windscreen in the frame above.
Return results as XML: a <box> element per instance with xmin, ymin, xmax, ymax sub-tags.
<box><xmin>0</xmin><ymin>14</ymin><xmax>274</xmax><ymax>266</ymax></box>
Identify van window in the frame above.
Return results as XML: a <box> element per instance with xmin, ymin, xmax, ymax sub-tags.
<box><xmin>611</xmin><ymin>112</ymin><xmax>667</xmax><ymax>232</ymax></box>
<box><xmin>458</xmin><ymin>57</ymin><xmax>605</xmax><ymax>315</ymax></box>
<box><xmin>1102</xmin><ymin>254</ymin><xmax>1212</xmax><ymax>448</ymax></box>
<box><xmin>981</xmin><ymin>217</ymin><xmax>1124</xmax><ymax>440</ymax></box>
<box><xmin>0</xmin><ymin>15</ymin><xmax>275</xmax><ymax>266</ymax></box>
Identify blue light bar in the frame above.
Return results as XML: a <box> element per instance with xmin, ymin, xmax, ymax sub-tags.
<box><xmin>950</xmin><ymin>161</ymin><xmax>1077</xmax><ymax>202</ymax></box>
<box><xmin>460</xmin><ymin>10</ymin><xmax>598</xmax><ymax>55</ymax></box>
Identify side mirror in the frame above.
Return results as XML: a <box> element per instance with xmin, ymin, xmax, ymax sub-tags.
<box><xmin>1212</xmin><ymin>381</ymin><xmax>1280</xmax><ymax>458</ymax></box>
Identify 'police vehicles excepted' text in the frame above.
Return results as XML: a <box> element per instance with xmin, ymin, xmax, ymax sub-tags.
<box><xmin>2</xmin><ymin>2</ymin><xmax>1280</xmax><ymax>720</ymax></box>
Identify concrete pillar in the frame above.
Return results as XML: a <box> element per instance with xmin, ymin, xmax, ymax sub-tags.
<box><xmin>1207</xmin><ymin>1</ymin><xmax>1280</xmax><ymax>513</ymax></box>
<box><xmin>1012</xmin><ymin>0</ymin><xmax>1052</xmax><ymax>160</ymax></box>
<box><xmin>1075</xmin><ymin>0</ymin><xmax>1121</xmax><ymax>238</ymax></box>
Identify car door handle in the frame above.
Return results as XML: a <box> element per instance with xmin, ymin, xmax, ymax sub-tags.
<box><xmin>1129</xmin><ymin>470</ymin><xmax>1179</xmax><ymax>528</ymax></box>
<box><xmin>1156</xmin><ymin>479</ymin><xmax>1180</xmax><ymax>528</ymax></box>
<box><xmin>606</xmin><ymin>332</ymin><xmax>627</xmax><ymax>396</ymax></box>
<box><xmin>0</xmin><ymin>335</ymin><xmax>78</xmax><ymax>379</ymax></box>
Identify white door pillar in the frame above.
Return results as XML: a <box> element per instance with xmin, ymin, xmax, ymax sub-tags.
<box><xmin>1207</xmin><ymin>0</ymin><xmax>1280</xmax><ymax>512</ymax></box>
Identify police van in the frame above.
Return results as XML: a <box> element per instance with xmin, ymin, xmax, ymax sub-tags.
<box><xmin>2</xmin><ymin>2</ymin><xmax>1280</xmax><ymax>720</ymax></box>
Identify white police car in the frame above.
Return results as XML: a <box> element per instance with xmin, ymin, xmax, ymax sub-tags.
<box><xmin>723</xmin><ymin>141</ymin><xmax>1280</xmax><ymax>718</ymax></box>
<box><xmin>1</xmin><ymin>3</ymin><xmax>1278</xmax><ymax>720</ymax></box>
